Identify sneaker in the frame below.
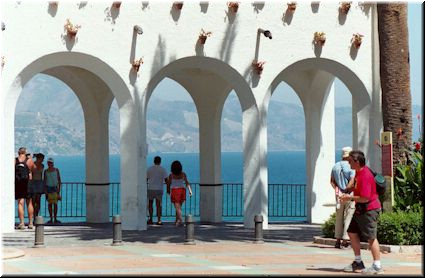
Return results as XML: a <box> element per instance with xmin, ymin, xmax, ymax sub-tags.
<box><xmin>17</xmin><ymin>223</ymin><xmax>25</xmax><ymax>230</ymax></box>
<box><xmin>54</xmin><ymin>220</ymin><xmax>61</xmax><ymax>224</ymax></box>
<box><xmin>28</xmin><ymin>223</ymin><xmax>34</xmax><ymax>229</ymax></box>
<box><xmin>147</xmin><ymin>219</ymin><xmax>153</xmax><ymax>225</ymax></box>
<box><xmin>343</xmin><ymin>261</ymin><xmax>365</xmax><ymax>273</ymax></box>
<box><xmin>362</xmin><ymin>265</ymin><xmax>384</xmax><ymax>275</ymax></box>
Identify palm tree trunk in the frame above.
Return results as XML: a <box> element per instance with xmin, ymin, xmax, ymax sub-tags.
<box><xmin>377</xmin><ymin>3</ymin><xmax>412</xmax><ymax>166</ymax></box>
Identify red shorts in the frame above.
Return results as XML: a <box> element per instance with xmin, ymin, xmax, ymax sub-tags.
<box><xmin>171</xmin><ymin>188</ymin><xmax>186</xmax><ymax>203</ymax></box>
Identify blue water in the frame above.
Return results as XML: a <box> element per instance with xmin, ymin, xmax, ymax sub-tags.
<box><xmin>16</xmin><ymin>151</ymin><xmax>340</xmax><ymax>223</ymax></box>
<box><xmin>53</xmin><ymin>151</ymin><xmax>309</xmax><ymax>184</ymax></box>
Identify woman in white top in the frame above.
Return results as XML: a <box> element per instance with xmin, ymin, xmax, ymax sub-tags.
<box><xmin>166</xmin><ymin>160</ymin><xmax>192</xmax><ymax>226</ymax></box>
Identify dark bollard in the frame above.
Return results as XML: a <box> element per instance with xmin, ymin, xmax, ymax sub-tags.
<box><xmin>254</xmin><ymin>214</ymin><xmax>264</xmax><ymax>244</ymax></box>
<box><xmin>184</xmin><ymin>215</ymin><xmax>195</xmax><ymax>245</ymax></box>
<box><xmin>34</xmin><ymin>216</ymin><xmax>45</xmax><ymax>248</ymax></box>
<box><xmin>112</xmin><ymin>215</ymin><xmax>123</xmax><ymax>246</ymax></box>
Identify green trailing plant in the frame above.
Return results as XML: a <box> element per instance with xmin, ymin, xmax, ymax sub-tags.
<box><xmin>321</xmin><ymin>212</ymin><xmax>336</xmax><ymax>238</ymax></box>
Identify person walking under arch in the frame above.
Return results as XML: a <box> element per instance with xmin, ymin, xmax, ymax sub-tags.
<box><xmin>340</xmin><ymin>150</ymin><xmax>383</xmax><ymax>274</ymax></box>
<box><xmin>44</xmin><ymin>157</ymin><xmax>62</xmax><ymax>224</ymax></box>
<box><xmin>28</xmin><ymin>153</ymin><xmax>45</xmax><ymax>220</ymax></box>
<box><xmin>146</xmin><ymin>156</ymin><xmax>168</xmax><ymax>225</ymax></box>
<box><xmin>166</xmin><ymin>160</ymin><xmax>192</xmax><ymax>226</ymax></box>
<box><xmin>15</xmin><ymin>147</ymin><xmax>34</xmax><ymax>229</ymax></box>
<box><xmin>330</xmin><ymin>146</ymin><xmax>355</xmax><ymax>249</ymax></box>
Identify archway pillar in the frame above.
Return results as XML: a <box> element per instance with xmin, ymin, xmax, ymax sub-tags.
<box><xmin>298</xmin><ymin>71</ymin><xmax>336</xmax><ymax>224</ymax></box>
<box><xmin>243</xmin><ymin>105</ymin><xmax>268</xmax><ymax>229</ymax></box>
<box><xmin>84</xmin><ymin>100</ymin><xmax>111</xmax><ymax>223</ymax></box>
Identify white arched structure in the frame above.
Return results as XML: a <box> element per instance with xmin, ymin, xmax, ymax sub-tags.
<box><xmin>1</xmin><ymin>2</ymin><xmax>382</xmax><ymax>232</ymax></box>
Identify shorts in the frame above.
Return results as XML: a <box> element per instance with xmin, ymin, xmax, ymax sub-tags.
<box><xmin>47</xmin><ymin>192</ymin><xmax>59</xmax><ymax>204</ymax></box>
<box><xmin>15</xmin><ymin>180</ymin><xmax>28</xmax><ymax>200</ymax></box>
<box><xmin>171</xmin><ymin>188</ymin><xmax>186</xmax><ymax>204</ymax></box>
<box><xmin>347</xmin><ymin>208</ymin><xmax>381</xmax><ymax>241</ymax></box>
<box><xmin>148</xmin><ymin>190</ymin><xmax>163</xmax><ymax>200</ymax></box>
<box><xmin>28</xmin><ymin>180</ymin><xmax>44</xmax><ymax>195</ymax></box>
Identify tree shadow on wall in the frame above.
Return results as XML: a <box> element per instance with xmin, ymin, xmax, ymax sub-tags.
<box><xmin>170</xmin><ymin>5</ymin><xmax>182</xmax><ymax>24</ymax></box>
<box><xmin>200</xmin><ymin>1</ymin><xmax>209</xmax><ymax>13</ymax></box>
<box><xmin>142</xmin><ymin>1</ymin><xmax>149</xmax><ymax>10</ymax></box>
<box><xmin>79</xmin><ymin>1</ymin><xmax>88</xmax><ymax>9</ymax></box>
<box><xmin>47</xmin><ymin>3</ymin><xmax>58</xmax><ymax>17</ymax></box>
<box><xmin>349</xmin><ymin>44</ymin><xmax>359</xmax><ymax>60</ymax></box>
<box><xmin>282</xmin><ymin>10</ymin><xmax>294</xmax><ymax>25</ymax></box>
<box><xmin>311</xmin><ymin>2</ymin><xmax>319</xmax><ymax>13</ymax></box>
<box><xmin>252</xmin><ymin>2</ymin><xmax>265</xmax><ymax>13</ymax></box>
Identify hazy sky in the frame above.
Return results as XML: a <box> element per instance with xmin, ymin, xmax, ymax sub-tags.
<box><xmin>153</xmin><ymin>2</ymin><xmax>423</xmax><ymax>108</ymax></box>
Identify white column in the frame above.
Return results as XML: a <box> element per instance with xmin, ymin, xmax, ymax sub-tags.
<box><xmin>84</xmin><ymin>103</ymin><xmax>110</xmax><ymax>223</ymax></box>
<box><xmin>243</xmin><ymin>105</ymin><xmax>268</xmax><ymax>229</ymax></box>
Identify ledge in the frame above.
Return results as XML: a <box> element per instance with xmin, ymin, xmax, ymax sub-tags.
<box><xmin>2</xmin><ymin>248</ymin><xmax>25</xmax><ymax>260</ymax></box>
<box><xmin>313</xmin><ymin>236</ymin><xmax>423</xmax><ymax>254</ymax></box>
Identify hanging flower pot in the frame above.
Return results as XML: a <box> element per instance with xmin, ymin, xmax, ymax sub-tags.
<box><xmin>64</xmin><ymin>19</ymin><xmax>81</xmax><ymax>39</ymax></box>
<box><xmin>199</xmin><ymin>29</ymin><xmax>212</xmax><ymax>45</ymax></box>
<box><xmin>174</xmin><ymin>2</ymin><xmax>183</xmax><ymax>10</ymax></box>
<box><xmin>49</xmin><ymin>1</ymin><xmax>58</xmax><ymax>6</ymax></box>
<box><xmin>351</xmin><ymin>33</ymin><xmax>364</xmax><ymax>49</ymax></box>
<box><xmin>313</xmin><ymin>31</ymin><xmax>326</xmax><ymax>46</ymax></box>
<box><xmin>252</xmin><ymin>60</ymin><xmax>266</xmax><ymax>75</ymax></box>
<box><xmin>339</xmin><ymin>2</ymin><xmax>351</xmax><ymax>14</ymax></box>
<box><xmin>228</xmin><ymin>2</ymin><xmax>239</xmax><ymax>13</ymax></box>
<box><xmin>1</xmin><ymin>56</ymin><xmax>5</xmax><ymax>68</ymax></box>
<box><xmin>113</xmin><ymin>2</ymin><xmax>121</xmax><ymax>9</ymax></box>
<box><xmin>287</xmin><ymin>2</ymin><xmax>297</xmax><ymax>13</ymax></box>
<box><xmin>132</xmin><ymin>58</ymin><xmax>144</xmax><ymax>72</ymax></box>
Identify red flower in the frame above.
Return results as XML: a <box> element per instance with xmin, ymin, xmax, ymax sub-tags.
<box><xmin>415</xmin><ymin>142</ymin><xmax>421</xmax><ymax>152</ymax></box>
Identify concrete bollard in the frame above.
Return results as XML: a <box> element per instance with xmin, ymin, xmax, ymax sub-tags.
<box><xmin>112</xmin><ymin>215</ymin><xmax>123</xmax><ymax>246</ymax></box>
<box><xmin>184</xmin><ymin>214</ymin><xmax>195</xmax><ymax>245</ymax></box>
<box><xmin>254</xmin><ymin>214</ymin><xmax>264</xmax><ymax>244</ymax></box>
<box><xmin>34</xmin><ymin>216</ymin><xmax>45</xmax><ymax>248</ymax></box>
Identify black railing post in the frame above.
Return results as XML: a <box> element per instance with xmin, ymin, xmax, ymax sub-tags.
<box><xmin>184</xmin><ymin>214</ymin><xmax>195</xmax><ymax>245</ymax></box>
<box><xmin>112</xmin><ymin>215</ymin><xmax>123</xmax><ymax>246</ymax></box>
<box><xmin>254</xmin><ymin>214</ymin><xmax>264</xmax><ymax>244</ymax></box>
<box><xmin>34</xmin><ymin>216</ymin><xmax>45</xmax><ymax>248</ymax></box>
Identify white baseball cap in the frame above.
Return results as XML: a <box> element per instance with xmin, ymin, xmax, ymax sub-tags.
<box><xmin>342</xmin><ymin>146</ymin><xmax>352</xmax><ymax>158</ymax></box>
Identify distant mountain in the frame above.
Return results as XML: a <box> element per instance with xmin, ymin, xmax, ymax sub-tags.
<box><xmin>14</xmin><ymin>75</ymin><xmax>423</xmax><ymax>155</ymax></box>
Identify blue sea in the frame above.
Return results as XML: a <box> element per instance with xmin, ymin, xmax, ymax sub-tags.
<box><xmin>16</xmin><ymin>151</ymin><xmax>341</xmax><ymax>223</ymax></box>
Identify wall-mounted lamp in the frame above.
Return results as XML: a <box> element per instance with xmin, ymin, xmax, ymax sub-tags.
<box><xmin>1</xmin><ymin>22</ymin><xmax>5</xmax><ymax>31</ymax></box>
<box><xmin>258</xmin><ymin>28</ymin><xmax>272</xmax><ymax>39</ymax></box>
<box><xmin>134</xmin><ymin>25</ymin><xmax>143</xmax><ymax>35</ymax></box>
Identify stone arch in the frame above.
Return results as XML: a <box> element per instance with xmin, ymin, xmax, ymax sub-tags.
<box><xmin>141</xmin><ymin>56</ymin><xmax>261</xmax><ymax>226</ymax></box>
<box><xmin>261</xmin><ymin>58</ymin><xmax>373</xmax><ymax>223</ymax></box>
<box><xmin>2</xmin><ymin>52</ymin><xmax>133</xmax><ymax>231</ymax></box>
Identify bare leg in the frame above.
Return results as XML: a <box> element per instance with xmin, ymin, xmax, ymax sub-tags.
<box><xmin>17</xmin><ymin>198</ymin><xmax>25</xmax><ymax>226</ymax></box>
<box><xmin>174</xmin><ymin>203</ymin><xmax>182</xmax><ymax>225</ymax></box>
<box><xmin>48</xmin><ymin>203</ymin><xmax>53</xmax><ymax>222</ymax></box>
<box><xmin>148</xmin><ymin>199</ymin><xmax>154</xmax><ymax>222</ymax></box>
<box><xmin>348</xmin><ymin>232</ymin><xmax>361</xmax><ymax>257</ymax></box>
<box><xmin>156</xmin><ymin>198</ymin><xmax>162</xmax><ymax>223</ymax></box>
<box><xmin>53</xmin><ymin>204</ymin><xmax>58</xmax><ymax>222</ymax></box>
<box><xmin>369</xmin><ymin>238</ymin><xmax>381</xmax><ymax>261</ymax></box>
<box><xmin>34</xmin><ymin>195</ymin><xmax>41</xmax><ymax>216</ymax></box>
<box><xmin>26</xmin><ymin>198</ymin><xmax>34</xmax><ymax>226</ymax></box>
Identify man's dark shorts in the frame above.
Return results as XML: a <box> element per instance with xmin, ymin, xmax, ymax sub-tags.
<box><xmin>347</xmin><ymin>208</ymin><xmax>381</xmax><ymax>241</ymax></box>
<box><xmin>148</xmin><ymin>190</ymin><xmax>163</xmax><ymax>200</ymax></box>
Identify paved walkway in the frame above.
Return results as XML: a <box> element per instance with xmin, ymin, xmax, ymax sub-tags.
<box><xmin>1</xmin><ymin>222</ymin><xmax>423</xmax><ymax>275</ymax></box>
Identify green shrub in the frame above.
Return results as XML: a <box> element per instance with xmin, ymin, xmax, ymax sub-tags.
<box><xmin>377</xmin><ymin>210</ymin><xmax>423</xmax><ymax>245</ymax></box>
<box><xmin>321</xmin><ymin>210</ymin><xmax>423</xmax><ymax>245</ymax></box>
<box><xmin>321</xmin><ymin>212</ymin><xmax>336</xmax><ymax>238</ymax></box>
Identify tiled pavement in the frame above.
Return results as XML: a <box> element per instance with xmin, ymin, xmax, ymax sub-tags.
<box><xmin>1</xmin><ymin>222</ymin><xmax>423</xmax><ymax>276</ymax></box>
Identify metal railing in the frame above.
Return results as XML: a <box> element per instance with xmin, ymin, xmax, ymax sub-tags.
<box><xmin>15</xmin><ymin>182</ymin><xmax>307</xmax><ymax>222</ymax></box>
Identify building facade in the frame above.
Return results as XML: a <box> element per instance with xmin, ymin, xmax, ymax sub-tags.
<box><xmin>1</xmin><ymin>1</ymin><xmax>382</xmax><ymax>232</ymax></box>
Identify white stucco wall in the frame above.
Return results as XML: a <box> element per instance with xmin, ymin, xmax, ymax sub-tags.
<box><xmin>1</xmin><ymin>1</ymin><xmax>382</xmax><ymax>232</ymax></box>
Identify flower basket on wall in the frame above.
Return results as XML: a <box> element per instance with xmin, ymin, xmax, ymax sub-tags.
<box><xmin>287</xmin><ymin>2</ymin><xmax>297</xmax><ymax>13</ymax></box>
<box><xmin>228</xmin><ymin>2</ymin><xmax>239</xmax><ymax>13</ymax></box>
<box><xmin>351</xmin><ymin>33</ymin><xmax>364</xmax><ymax>49</ymax></box>
<box><xmin>49</xmin><ymin>1</ymin><xmax>58</xmax><ymax>6</ymax></box>
<box><xmin>64</xmin><ymin>19</ymin><xmax>81</xmax><ymax>39</ymax></box>
<box><xmin>174</xmin><ymin>2</ymin><xmax>183</xmax><ymax>10</ymax></box>
<box><xmin>339</xmin><ymin>2</ymin><xmax>351</xmax><ymax>14</ymax></box>
<box><xmin>132</xmin><ymin>58</ymin><xmax>144</xmax><ymax>72</ymax></box>
<box><xmin>113</xmin><ymin>2</ymin><xmax>122</xmax><ymax>9</ymax></box>
<box><xmin>252</xmin><ymin>60</ymin><xmax>266</xmax><ymax>75</ymax></box>
<box><xmin>313</xmin><ymin>31</ymin><xmax>326</xmax><ymax>46</ymax></box>
<box><xmin>199</xmin><ymin>29</ymin><xmax>212</xmax><ymax>45</ymax></box>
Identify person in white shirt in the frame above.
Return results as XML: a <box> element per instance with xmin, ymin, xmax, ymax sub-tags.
<box><xmin>146</xmin><ymin>156</ymin><xmax>168</xmax><ymax>225</ymax></box>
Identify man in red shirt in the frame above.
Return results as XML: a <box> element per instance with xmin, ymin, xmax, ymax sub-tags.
<box><xmin>340</xmin><ymin>150</ymin><xmax>383</xmax><ymax>274</ymax></box>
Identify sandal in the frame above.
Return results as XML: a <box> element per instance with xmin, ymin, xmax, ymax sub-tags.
<box><xmin>17</xmin><ymin>223</ymin><xmax>25</xmax><ymax>230</ymax></box>
<box><xmin>147</xmin><ymin>219</ymin><xmax>153</xmax><ymax>225</ymax></box>
<box><xmin>28</xmin><ymin>223</ymin><xmax>34</xmax><ymax>229</ymax></box>
<box><xmin>156</xmin><ymin>221</ymin><xmax>163</xmax><ymax>225</ymax></box>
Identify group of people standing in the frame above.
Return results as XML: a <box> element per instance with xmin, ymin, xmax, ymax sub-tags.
<box><xmin>146</xmin><ymin>156</ymin><xmax>192</xmax><ymax>226</ymax></box>
<box><xmin>15</xmin><ymin>147</ymin><xmax>62</xmax><ymax>229</ymax></box>
<box><xmin>330</xmin><ymin>147</ymin><xmax>384</xmax><ymax>275</ymax></box>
